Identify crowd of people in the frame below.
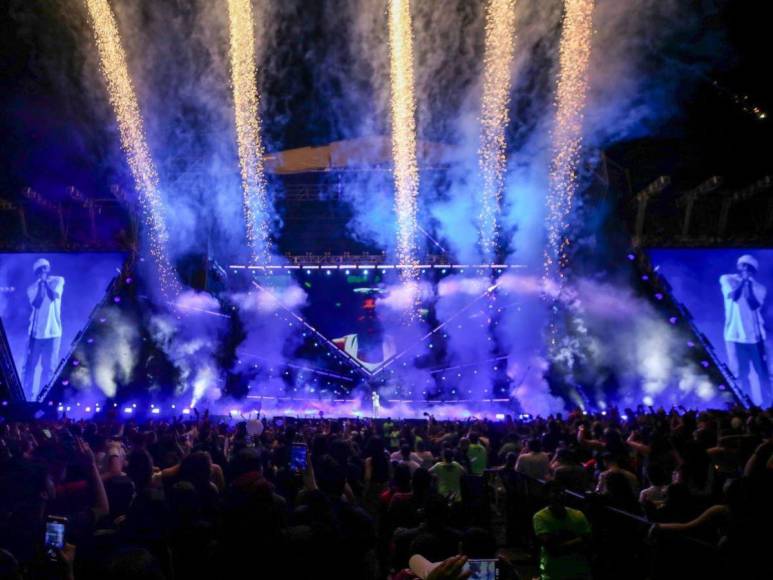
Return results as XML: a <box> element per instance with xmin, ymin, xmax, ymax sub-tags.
<box><xmin>0</xmin><ymin>403</ymin><xmax>771</xmax><ymax>579</ymax></box>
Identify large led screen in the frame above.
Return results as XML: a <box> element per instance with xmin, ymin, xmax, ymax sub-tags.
<box><xmin>648</xmin><ymin>248</ymin><xmax>773</xmax><ymax>406</ymax></box>
<box><xmin>0</xmin><ymin>253</ymin><xmax>126</xmax><ymax>400</ymax></box>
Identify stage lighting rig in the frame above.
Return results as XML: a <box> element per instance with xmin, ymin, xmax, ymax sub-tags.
<box><xmin>675</xmin><ymin>176</ymin><xmax>723</xmax><ymax>238</ymax></box>
<box><xmin>717</xmin><ymin>176</ymin><xmax>773</xmax><ymax>236</ymax></box>
<box><xmin>633</xmin><ymin>176</ymin><xmax>670</xmax><ymax>245</ymax></box>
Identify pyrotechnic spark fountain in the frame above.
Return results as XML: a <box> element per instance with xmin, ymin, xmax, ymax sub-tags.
<box><xmin>544</xmin><ymin>0</ymin><xmax>594</xmax><ymax>285</ymax></box>
<box><xmin>84</xmin><ymin>0</ymin><xmax>179</xmax><ymax>296</ymax></box>
<box><xmin>478</xmin><ymin>0</ymin><xmax>516</xmax><ymax>260</ymax></box>
<box><xmin>227</xmin><ymin>0</ymin><xmax>271</xmax><ymax>265</ymax></box>
<box><xmin>388</xmin><ymin>0</ymin><xmax>420</xmax><ymax>282</ymax></box>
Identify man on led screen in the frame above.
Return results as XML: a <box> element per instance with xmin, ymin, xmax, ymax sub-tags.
<box><xmin>720</xmin><ymin>254</ymin><xmax>770</xmax><ymax>404</ymax></box>
<box><xmin>23</xmin><ymin>258</ymin><xmax>64</xmax><ymax>399</ymax></box>
<box><xmin>333</xmin><ymin>293</ymin><xmax>395</xmax><ymax>372</ymax></box>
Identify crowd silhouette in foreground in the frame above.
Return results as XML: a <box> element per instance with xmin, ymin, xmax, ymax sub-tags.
<box><xmin>0</xmin><ymin>403</ymin><xmax>771</xmax><ymax>579</ymax></box>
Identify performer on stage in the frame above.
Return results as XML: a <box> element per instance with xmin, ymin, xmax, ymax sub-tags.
<box><xmin>720</xmin><ymin>254</ymin><xmax>770</xmax><ymax>405</ymax></box>
<box><xmin>23</xmin><ymin>258</ymin><xmax>64</xmax><ymax>399</ymax></box>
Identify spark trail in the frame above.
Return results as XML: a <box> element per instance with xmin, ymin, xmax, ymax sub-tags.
<box><xmin>227</xmin><ymin>0</ymin><xmax>271</xmax><ymax>265</ymax></box>
<box><xmin>84</xmin><ymin>0</ymin><xmax>179</xmax><ymax>296</ymax></box>
<box><xmin>388</xmin><ymin>0</ymin><xmax>420</xmax><ymax>282</ymax></box>
<box><xmin>544</xmin><ymin>0</ymin><xmax>594</xmax><ymax>284</ymax></box>
<box><xmin>479</xmin><ymin>0</ymin><xmax>517</xmax><ymax>260</ymax></box>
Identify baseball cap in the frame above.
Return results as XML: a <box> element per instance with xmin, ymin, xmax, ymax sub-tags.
<box><xmin>737</xmin><ymin>254</ymin><xmax>759</xmax><ymax>271</ymax></box>
<box><xmin>32</xmin><ymin>258</ymin><xmax>50</xmax><ymax>272</ymax></box>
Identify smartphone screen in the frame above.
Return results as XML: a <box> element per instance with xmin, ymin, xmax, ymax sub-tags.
<box><xmin>290</xmin><ymin>444</ymin><xmax>307</xmax><ymax>471</ymax></box>
<box><xmin>464</xmin><ymin>559</ymin><xmax>498</xmax><ymax>580</ymax></box>
<box><xmin>45</xmin><ymin>519</ymin><xmax>66</xmax><ymax>552</ymax></box>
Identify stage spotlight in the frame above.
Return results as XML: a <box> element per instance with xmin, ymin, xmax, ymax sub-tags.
<box><xmin>627</xmin><ymin>253</ymin><xmax>635</xmax><ymax>261</ymax></box>
<box><xmin>123</xmin><ymin>407</ymin><xmax>133</xmax><ymax>414</ymax></box>
<box><xmin>495</xmin><ymin>413</ymin><xmax>505</xmax><ymax>420</ymax></box>
<box><xmin>182</xmin><ymin>408</ymin><xmax>191</xmax><ymax>415</ymax></box>
<box><xmin>85</xmin><ymin>406</ymin><xmax>91</xmax><ymax>413</ymax></box>
<box><xmin>151</xmin><ymin>408</ymin><xmax>161</xmax><ymax>415</ymax></box>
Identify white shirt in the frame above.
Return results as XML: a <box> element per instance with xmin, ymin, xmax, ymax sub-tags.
<box><xmin>720</xmin><ymin>274</ymin><xmax>766</xmax><ymax>343</ymax></box>
<box><xmin>515</xmin><ymin>451</ymin><xmax>550</xmax><ymax>480</ymax></box>
<box><xmin>27</xmin><ymin>276</ymin><xmax>64</xmax><ymax>339</ymax></box>
<box><xmin>639</xmin><ymin>484</ymin><xmax>668</xmax><ymax>505</ymax></box>
<box><xmin>390</xmin><ymin>450</ymin><xmax>422</xmax><ymax>464</ymax></box>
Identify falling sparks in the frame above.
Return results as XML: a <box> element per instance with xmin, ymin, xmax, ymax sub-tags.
<box><xmin>388</xmin><ymin>0</ymin><xmax>420</xmax><ymax>282</ymax></box>
<box><xmin>478</xmin><ymin>0</ymin><xmax>516</xmax><ymax>260</ymax></box>
<box><xmin>227</xmin><ymin>0</ymin><xmax>271</xmax><ymax>265</ymax></box>
<box><xmin>84</xmin><ymin>0</ymin><xmax>179</xmax><ymax>296</ymax></box>
<box><xmin>544</xmin><ymin>0</ymin><xmax>594</xmax><ymax>284</ymax></box>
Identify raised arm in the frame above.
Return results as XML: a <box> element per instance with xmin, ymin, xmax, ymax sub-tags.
<box><xmin>745</xmin><ymin>280</ymin><xmax>765</xmax><ymax>310</ymax></box>
<box><xmin>30</xmin><ymin>282</ymin><xmax>45</xmax><ymax>308</ymax></box>
<box><xmin>626</xmin><ymin>431</ymin><xmax>651</xmax><ymax>456</ymax></box>
<box><xmin>74</xmin><ymin>436</ymin><xmax>109</xmax><ymax>519</ymax></box>
<box><xmin>720</xmin><ymin>275</ymin><xmax>743</xmax><ymax>302</ymax></box>
<box><xmin>44</xmin><ymin>277</ymin><xmax>63</xmax><ymax>301</ymax></box>
<box><xmin>655</xmin><ymin>504</ymin><xmax>728</xmax><ymax>532</ymax></box>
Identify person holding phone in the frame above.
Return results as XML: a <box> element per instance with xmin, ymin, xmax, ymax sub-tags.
<box><xmin>291</xmin><ymin>443</ymin><xmax>308</xmax><ymax>472</ymax></box>
<box><xmin>44</xmin><ymin>516</ymin><xmax>67</xmax><ymax>558</ymax></box>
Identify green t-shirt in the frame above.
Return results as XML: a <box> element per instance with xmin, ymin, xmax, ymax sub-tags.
<box><xmin>533</xmin><ymin>506</ymin><xmax>591</xmax><ymax>580</ymax></box>
<box><xmin>430</xmin><ymin>461</ymin><xmax>465</xmax><ymax>500</ymax></box>
<box><xmin>467</xmin><ymin>443</ymin><xmax>488</xmax><ymax>476</ymax></box>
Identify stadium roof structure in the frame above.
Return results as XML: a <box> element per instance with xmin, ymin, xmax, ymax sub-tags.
<box><xmin>263</xmin><ymin>136</ymin><xmax>461</xmax><ymax>174</ymax></box>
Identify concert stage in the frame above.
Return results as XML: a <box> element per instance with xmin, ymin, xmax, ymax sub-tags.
<box><xmin>1</xmin><ymin>248</ymin><xmax>754</xmax><ymax>419</ymax></box>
